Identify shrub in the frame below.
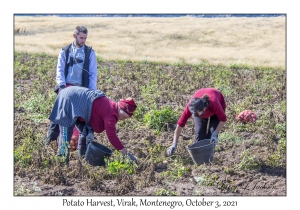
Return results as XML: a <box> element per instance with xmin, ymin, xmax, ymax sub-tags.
<box><xmin>144</xmin><ymin>106</ymin><xmax>179</xmax><ymax>134</ymax></box>
<box><xmin>105</xmin><ymin>152</ymin><xmax>138</xmax><ymax>176</ymax></box>
<box><xmin>236</xmin><ymin>149</ymin><xmax>261</xmax><ymax>171</ymax></box>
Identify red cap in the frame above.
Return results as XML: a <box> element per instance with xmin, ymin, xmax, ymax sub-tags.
<box><xmin>118</xmin><ymin>98</ymin><xmax>137</xmax><ymax>117</ymax></box>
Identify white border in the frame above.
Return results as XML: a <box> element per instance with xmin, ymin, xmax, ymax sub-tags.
<box><xmin>3</xmin><ymin>1</ymin><xmax>298</xmax><ymax>209</ymax></box>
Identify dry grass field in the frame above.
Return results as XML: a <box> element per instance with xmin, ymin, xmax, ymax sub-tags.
<box><xmin>14</xmin><ymin>16</ymin><xmax>285</xmax><ymax>68</ymax></box>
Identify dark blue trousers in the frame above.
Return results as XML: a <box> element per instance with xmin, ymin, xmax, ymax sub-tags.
<box><xmin>193</xmin><ymin>114</ymin><xmax>220</xmax><ymax>142</ymax></box>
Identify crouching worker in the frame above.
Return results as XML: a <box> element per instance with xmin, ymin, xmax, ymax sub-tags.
<box><xmin>166</xmin><ymin>88</ymin><xmax>227</xmax><ymax>156</ymax></box>
<box><xmin>48</xmin><ymin>86</ymin><xmax>137</xmax><ymax>164</ymax></box>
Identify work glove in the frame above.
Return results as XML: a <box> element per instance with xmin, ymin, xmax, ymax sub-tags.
<box><xmin>86</xmin><ymin>132</ymin><xmax>94</xmax><ymax>145</ymax></box>
<box><xmin>211</xmin><ymin>131</ymin><xmax>218</xmax><ymax>144</ymax></box>
<box><xmin>126</xmin><ymin>153</ymin><xmax>137</xmax><ymax>162</ymax></box>
<box><xmin>166</xmin><ymin>143</ymin><xmax>177</xmax><ymax>157</ymax></box>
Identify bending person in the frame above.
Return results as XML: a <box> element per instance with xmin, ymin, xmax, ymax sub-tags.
<box><xmin>166</xmin><ymin>88</ymin><xmax>227</xmax><ymax>156</ymax></box>
<box><xmin>48</xmin><ymin>86</ymin><xmax>137</xmax><ymax>163</ymax></box>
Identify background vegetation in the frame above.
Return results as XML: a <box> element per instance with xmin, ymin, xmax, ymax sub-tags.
<box><xmin>14</xmin><ymin>16</ymin><xmax>285</xmax><ymax>68</ymax></box>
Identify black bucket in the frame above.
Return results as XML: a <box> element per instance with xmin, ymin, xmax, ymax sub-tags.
<box><xmin>85</xmin><ymin>142</ymin><xmax>112</xmax><ymax>166</ymax></box>
<box><xmin>186</xmin><ymin>139</ymin><xmax>215</xmax><ymax>165</ymax></box>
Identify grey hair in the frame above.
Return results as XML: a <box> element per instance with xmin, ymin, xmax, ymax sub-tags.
<box><xmin>189</xmin><ymin>94</ymin><xmax>210</xmax><ymax>117</ymax></box>
<box><xmin>74</xmin><ymin>26</ymin><xmax>88</xmax><ymax>35</ymax></box>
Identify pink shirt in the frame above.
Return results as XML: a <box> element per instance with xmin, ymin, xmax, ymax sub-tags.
<box><xmin>89</xmin><ymin>97</ymin><xmax>124</xmax><ymax>150</ymax></box>
<box><xmin>177</xmin><ymin>88</ymin><xmax>227</xmax><ymax>127</ymax></box>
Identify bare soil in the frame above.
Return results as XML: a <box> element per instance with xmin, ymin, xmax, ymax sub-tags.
<box><xmin>14</xmin><ymin>117</ymin><xmax>286</xmax><ymax>196</ymax></box>
<box><xmin>14</xmin><ymin>57</ymin><xmax>286</xmax><ymax>196</ymax></box>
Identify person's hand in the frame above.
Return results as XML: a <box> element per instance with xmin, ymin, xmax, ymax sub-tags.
<box><xmin>86</xmin><ymin>132</ymin><xmax>94</xmax><ymax>145</ymax></box>
<box><xmin>126</xmin><ymin>153</ymin><xmax>137</xmax><ymax>162</ymax></box>
<box><xmin>211</xmin><ymin>131</ymin><xmax>218</xmax><ymax>144</ymax></box>
<box><xmin>166</xmin><ymin>143</ymin><xmax>177</xmax><ymax>157</ymax></box>
<box><xmin>120</xmin><ymin>148</ymin><xmax>128</xmax><ymax>156</ymax></box>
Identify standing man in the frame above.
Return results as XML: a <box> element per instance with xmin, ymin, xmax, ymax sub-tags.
<box><xmin>45</xmin><ymin>26</ymin><xmax>98</xmax><ymax>145</ymax></box>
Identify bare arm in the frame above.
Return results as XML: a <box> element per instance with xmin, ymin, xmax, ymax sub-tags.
<box><xmin>173</xmin><ymin>125</ymin><xmax>183</xmax><ymax>144</ymax></box>
<box><xmin>215</xmin><ymin>121</ymin><xmax>225</xmax><ymax>133</ymax></box>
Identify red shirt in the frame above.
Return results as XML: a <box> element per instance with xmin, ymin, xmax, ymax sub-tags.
<box><xmin>177</xmin><ymin>88</ymin><xmax>227</xmax><ymax>127</ymax></box>
<box><xmin>89</xmin><ymin>97</ymin><xmax>124</xmax><ymax>150</ymax></box>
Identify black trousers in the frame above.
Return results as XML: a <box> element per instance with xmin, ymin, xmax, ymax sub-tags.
<box><xmin>194</xmin><ymin>114</ymin><xmax>220</xmax><ymax>142</ymax></box>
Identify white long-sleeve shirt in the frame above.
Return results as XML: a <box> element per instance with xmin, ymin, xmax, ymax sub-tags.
<box><xmin>55</xmin><ymin>44</ymin><xmax>98</xmax><ymax>90</ymax></box>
